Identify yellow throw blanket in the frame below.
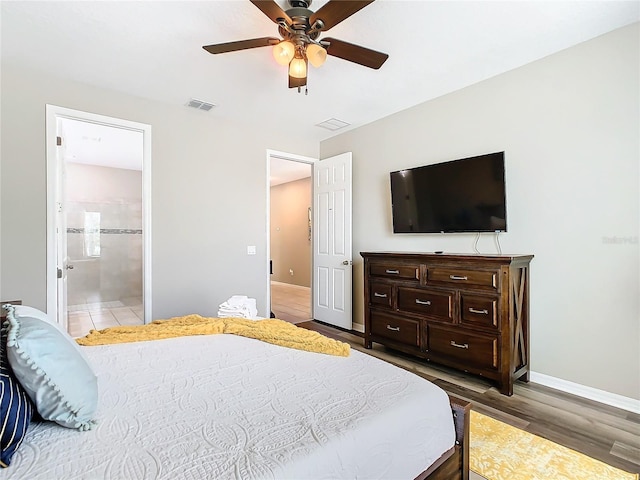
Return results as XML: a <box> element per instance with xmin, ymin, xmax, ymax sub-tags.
<box><xmin>76</xmin><ymin>315</ymin><xmax>350</xmax><ymax>357</ymax></box>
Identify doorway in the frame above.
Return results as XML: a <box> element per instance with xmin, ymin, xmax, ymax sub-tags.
<box><xmin>46</xmin><ymin>105</ymin><xmax>152</xmax><ymax>335</ymax></box>
<box><xmin>267</xmin><ymin>151</ymin><xmax>315</xmax><ymax>324</ymax></box>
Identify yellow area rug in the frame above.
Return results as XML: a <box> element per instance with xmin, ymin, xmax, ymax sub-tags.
<box><xmin>470</xmin><ymin>410</ymin><xmax>639</xmax><ymax>480</ymax></box>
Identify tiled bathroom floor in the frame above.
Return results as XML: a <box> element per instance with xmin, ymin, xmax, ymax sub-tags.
<box><xmin>68</xmin><ymin>297</ymin><xmax>143</xmax><ymax>338</ymax></box>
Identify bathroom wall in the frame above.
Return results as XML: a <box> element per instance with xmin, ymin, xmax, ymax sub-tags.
<box><xmin>65</xmin><ymin>162</ymin><xmax>142</xmax><ymax>305</ymax></box>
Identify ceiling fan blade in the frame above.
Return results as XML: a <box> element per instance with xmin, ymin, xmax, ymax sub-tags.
<box><xmin>323</xmin><ymin>38</ymin><xmax>388</xmax><ymax>69</ymax></box>
<box><xmin>203</xmin><ymin>37</ymin><xmax>280</xmax><ymax>54</ymax></box>
<box><xmin>310</xmin><ymin>0</ymin><xmax>374</xmax><ymax>31</ymax></box>
<box><xmin>289</xmin><ymin>75</ymin><xmax>307</xmax><ymax>89</ymax></box>
<box><xmin>250</xmin><ymin>0</ymin><xmax>292</xmax><ymax>25</ymax></box>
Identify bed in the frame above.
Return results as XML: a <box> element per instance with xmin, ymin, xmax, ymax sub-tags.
<box><xmin>1</xmin><ymin>308</ymin><xmax>470</xmax><ymax>480</ymax></box>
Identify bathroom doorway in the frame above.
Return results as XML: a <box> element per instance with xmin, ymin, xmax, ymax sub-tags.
<box><xmin>62</xmin><ymin>118</ymin><xmax>144</xmax><ymax>336</ymax></box>
<box><xmin>46</xmin><ymin>106</ymin><xmax>151</xmax><ymax>337</ymax></box>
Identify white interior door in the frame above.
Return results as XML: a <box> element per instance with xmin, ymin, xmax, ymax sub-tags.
<box><xmin>313</xmin><ymin>152</ymin><xmax>353</xmax><ymax>329</ymax></box>
<box><xmin>55</xmin><ymin>122</ymin><xmax>69</xmax><ymax>330</ymax></box>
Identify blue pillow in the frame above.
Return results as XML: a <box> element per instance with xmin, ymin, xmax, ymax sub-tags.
<box><xmin>4</xmin><ymin>305</ymin><xmax>98</xmax><ymax>430</ymax></box>
<box><xmin>0</xmin><ymin>321</ymin><xmax>34</xmax><ymax>467</ymax></box>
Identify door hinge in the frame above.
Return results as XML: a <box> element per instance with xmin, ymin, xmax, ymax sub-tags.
<box><xmin>57</xmin><ymin>268</ymin><xmax>62</xmax><ymax>279</ymax></box>
<box><xmin>57</xmin><ymin>136</ymin><xmax>62</xmax><ymax>146</ymax></box>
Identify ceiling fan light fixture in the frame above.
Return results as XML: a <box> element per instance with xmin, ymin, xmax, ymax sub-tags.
<box><xmin>272</xmin><ymin>40</ymin><xmax>295</xmax><ymax>66</ymax></box>
<box><xmin>203</xmin><ymin>0</ymin><xmax>389</xmax><ymax>91</ymax></box>
<box><xmin>306</xmin><ymin>43</ymin><xmax>327</xmax><ymax>68</ymax></box>
<box><xmin>289</xmin><ymin>56</ymin><xmax>307</xmax><ymax>79</ymax></box>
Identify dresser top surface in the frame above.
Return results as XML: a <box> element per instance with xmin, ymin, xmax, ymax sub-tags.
<box><xmin>360</xmin><ymin>251</ymin><xmax>534</xmax><ymax>262</ymax></box>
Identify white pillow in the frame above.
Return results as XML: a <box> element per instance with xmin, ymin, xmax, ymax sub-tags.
<box><xmin>4</xmin><ymin>305</ymin><xmax>98</xmax><ymax>430</ymax></box>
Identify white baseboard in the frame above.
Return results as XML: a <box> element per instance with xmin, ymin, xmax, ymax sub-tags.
<box><xmin>352</xmin><ymin>322</ymin><xmax>364</xmax><ymax>334</ymax></box>
<box><xmin>530</xmin><ymin>371</ymin><xmax>640</xmax><ymax>414</ymax></box>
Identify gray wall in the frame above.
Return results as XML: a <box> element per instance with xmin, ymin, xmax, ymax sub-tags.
<box><xmin>0</xmin><ymin>63</ymin><xmax>316</xmax><ymax>320</ymax></box>
<box><xmin>321</xmin><ymin>24</ymin><xmax>639</xmax><ymax>400</ymax></box>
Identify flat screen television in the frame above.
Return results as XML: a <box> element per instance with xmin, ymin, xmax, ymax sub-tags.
<box><xmin>390</xmin><ymin>152</ymin><xmax>507</xmax><ymax>233</ymax></box>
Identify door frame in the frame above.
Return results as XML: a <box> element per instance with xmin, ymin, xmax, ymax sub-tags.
<box><xmin>45</xmin><ymin>105</ymin><xmax>152</xmax><ymax>325</ymax></box>
<box><xmin>265</xmin><ymin>149</ymin><xmax>317</xmax><ymax>318</ymax></box>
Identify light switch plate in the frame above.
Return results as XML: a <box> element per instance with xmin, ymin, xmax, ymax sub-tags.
<box><xmin>247</xmin><ymin>245</ymin><xmax>257</xmax><ymax>255</ymax></box>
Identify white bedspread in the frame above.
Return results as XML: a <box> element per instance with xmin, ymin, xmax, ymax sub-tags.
<box><xmin>1</xmin><ymin>334</ymin><xmax>455</xmax><ymax>480</ymax></box>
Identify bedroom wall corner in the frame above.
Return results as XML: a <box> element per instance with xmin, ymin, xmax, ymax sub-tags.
<box><xmin>320</xmin><ymin>23</ymin><xmax>640</xmax><ymax>401</ymax></box>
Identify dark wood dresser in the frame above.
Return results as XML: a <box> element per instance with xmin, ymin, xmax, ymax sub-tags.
<box><xmin>1</xmin><ymin>300</ymin><xmax>22</xmax><ymax>322</ymax></box>
<box><xmin>361</xmin><ymin>252</ymin><xmax>533</xmax><ymax>396</ymax></box>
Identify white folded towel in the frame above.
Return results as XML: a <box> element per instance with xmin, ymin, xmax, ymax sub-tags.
<box><xmin>218</xmin><ymin>295</ymin><xmax>258</xmax><ymax>319</ymax></box>
<box><xmin>226</xmin><ymin>295</ymin><xmax>250</xmax><ymax>307</ymax></box>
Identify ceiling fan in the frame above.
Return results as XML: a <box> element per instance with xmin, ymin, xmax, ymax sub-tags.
<box><xmin>203</xmin><ymin>0</ymin><xmax>389</xmax><ymax>92</ymax></box>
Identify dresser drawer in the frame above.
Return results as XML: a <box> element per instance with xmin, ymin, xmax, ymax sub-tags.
<box><xmin>370</xmin><ymin>264</ymin><xmax>420</xmax><ymax>281</ymax></box>
<box><xmin>397</xmin><ymin>287</ymin><xmax>453</xmax><ymax>322</ymax></box>
<box><xmin>371</xmin><ymin>311</ymin><xmax>419</xmax><ymax>347</ymax></box>
<box><xmin>461</xmin><ymin>295</ymin><xmax>499</xmax><ymax>330</ymax></box>
<box><xmin>427</xmin><ymin>326</ymin><xmax>498</xmax><ymax>370</ymax></box>
<box><xmin>369</xmin><ymin>282</ymin><xmax>392</xmax><ymax>308</ymax></box>
<box><xmin>427</xmin><ymin>267</ymin><xmax>498</xmax><ymax>290</ymax></box>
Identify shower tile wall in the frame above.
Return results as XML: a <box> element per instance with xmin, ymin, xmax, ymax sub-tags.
<box><xmin>66</xmin><ymin>163</ymin><xmax>142</xmax><ymax>306</ymax></box>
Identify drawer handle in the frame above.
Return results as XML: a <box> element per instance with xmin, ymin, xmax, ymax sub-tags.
<box><xmin>449</xmin><ymin>275</ymin><xmax>468</xmax><ymax>281</ymax></box>
<box><xmin>374</xmin><ymin>292</ymin><xmax>388</xmax><ymax>298</ymax></box>
<box><xmin>385</xmin><ymin>269</ymin><xmax>400</xmax><ymax>274</ymax></box>
<box><xmin>415</xmin><ymin>299</ymin><xmax>431</xmax><ymax>306</ymax></box>
<box><xmin>469</xmin><ymin>307</ymin><xmax>489</xmax><ymax>315</ymax></box>
<box><xmin>386</xmin><ymin>325</ymin><xmax>400</xmax><ymax>332</ymax></box>
<box><xmin>450</xmin><ymin>341</ymin><xmax>469</xmax><ymax>349</ymax></box>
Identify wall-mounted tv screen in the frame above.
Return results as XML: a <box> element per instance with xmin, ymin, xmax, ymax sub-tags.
<box><xmin>390</xmin><ymin>152</ymin><xmax>507</xmax><ymax>233</ymax></box>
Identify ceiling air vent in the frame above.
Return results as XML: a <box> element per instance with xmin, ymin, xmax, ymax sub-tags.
<box><xmin>186</xmin><ymin>98</ymin><xmax>215</xmax><ymax>111</ymax></box>
<box><xmin>315</xmin><ymin>118</ymin><xmax>350</xmax><ymax>131</ymax></box>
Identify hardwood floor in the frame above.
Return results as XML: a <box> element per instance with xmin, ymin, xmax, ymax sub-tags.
<box><xmin>271</xmin><ymin>281</ymin><xmax>311</xmax><ymax>324</ymax></box>
<box><xmin>299</xmin><ymin>320</ymin><xmax>640</xmax><ymax>476</ymax></box>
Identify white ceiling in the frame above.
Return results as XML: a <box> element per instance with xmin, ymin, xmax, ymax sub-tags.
<box><xmin>2</xmin><ymin>1</ymin><xmax>638</xmax><ymax>175</ymax></box>
<box><xmin>61</xmin><ymin>118</ymin><xmax>144</xmax><ymax>171</ymax></box>
<box><xmin>270</xmin><ymin>157</ymin><xmax>312</xmax><ymax>186</ymax></box>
